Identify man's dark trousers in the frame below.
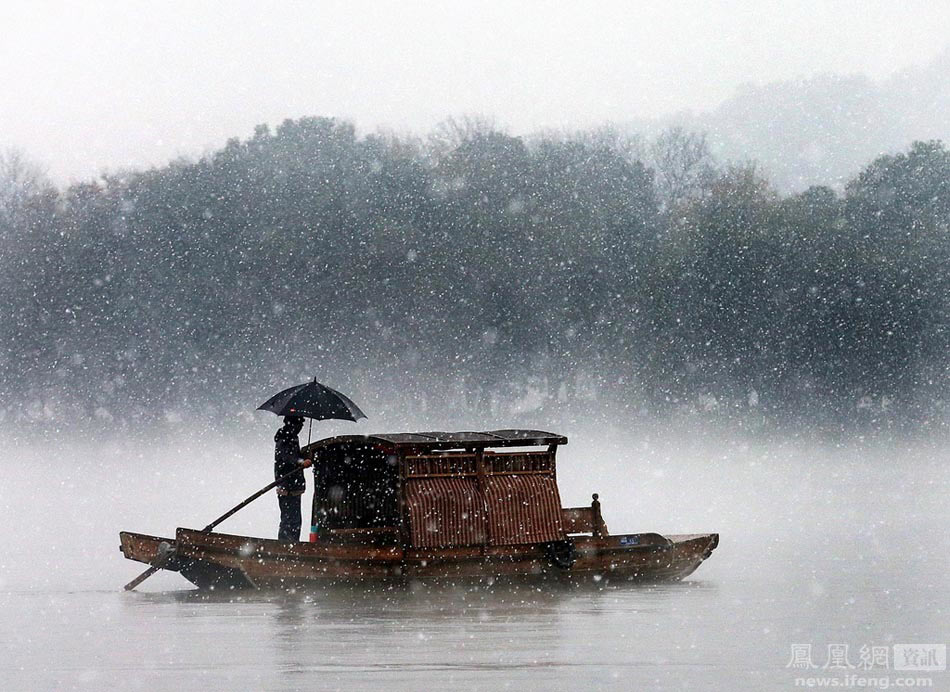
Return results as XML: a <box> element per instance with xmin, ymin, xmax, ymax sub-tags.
<box><xmin>278</xmin><ymin>494</ymin><xmax>302</xmax><ymax>541</ymax></box>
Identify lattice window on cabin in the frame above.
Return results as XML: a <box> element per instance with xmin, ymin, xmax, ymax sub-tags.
<box><xmin>404</xmin><ymin>453</ymin><xmax>478</xmax><ymax>477</ymax></box>
<box><xmin>484</xmin><ymin>450</ymin><xmax>555</xmax><ymax>474</ymax></box>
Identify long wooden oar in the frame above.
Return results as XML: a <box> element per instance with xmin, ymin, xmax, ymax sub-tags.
<box><xmin>123</xmin><ymin>464</ymin><xmax>310</xmax><ymax>591</ymax></box>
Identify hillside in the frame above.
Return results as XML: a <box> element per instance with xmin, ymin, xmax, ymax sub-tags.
<box><xmin>645</xmin><ymin>49</ymin><xmax>950</xmax><ymax>191</ymax></box>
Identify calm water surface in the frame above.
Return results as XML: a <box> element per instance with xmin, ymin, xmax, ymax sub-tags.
<box><xmin>1</xmin><ymin>432</ymin><xmax>947</xmax><ymax>690</ymax></box>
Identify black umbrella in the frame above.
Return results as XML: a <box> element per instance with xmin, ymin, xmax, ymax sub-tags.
<box><xmin>258</xmin><ymin>379</ymin><xmax>367</xmax><ymax>442</ymax></box>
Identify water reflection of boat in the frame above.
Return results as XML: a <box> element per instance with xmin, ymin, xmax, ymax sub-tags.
<box><xmin>120</xmin><ymin>429</ymin><xmax>718</xmax><ymax>589</ymax></box>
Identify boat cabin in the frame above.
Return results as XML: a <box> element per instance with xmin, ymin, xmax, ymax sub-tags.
<box><xmin>303</xmin><ymin>429</ymin><xmax>581</xmax><ymax>549</ymax></box>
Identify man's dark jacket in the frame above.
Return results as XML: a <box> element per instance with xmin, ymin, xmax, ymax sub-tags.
<box><xmin>274</xmin><ymin>427</ymin><xmax>306</xmax><ymax>493</ymax></box>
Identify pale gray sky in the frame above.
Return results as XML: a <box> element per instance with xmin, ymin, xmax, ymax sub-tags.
<box><xmin>2</xmin><ymin>0</ymin><xmax>949</xmax><ymax>183</ymax></box>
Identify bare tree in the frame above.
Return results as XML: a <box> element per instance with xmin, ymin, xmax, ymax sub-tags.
<box><xmin>528</xmin><ymin>124</ymin><xmax>646</xmax><ymax>165</ymax></box>
<box><xmin>426</xmin><ymin>115</ymin><xmax>500</xmax><ymax>158</ymax></box>
<box><xmin>649</xmin><ymin>126</ymin><xmax>716</xmax><ymax>212</ymax></box>
<box><xmin>0</xmin><ymin>149</ymin><xmax>53</xmax><ymax>234</ymax></box>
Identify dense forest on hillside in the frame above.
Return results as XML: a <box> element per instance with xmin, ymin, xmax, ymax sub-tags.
<box><xmin>1</xmin><ymin>118</ymin><xmax>948</xmax><ymax>430</ymax></box>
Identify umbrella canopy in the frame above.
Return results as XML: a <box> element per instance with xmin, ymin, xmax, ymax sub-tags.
<box><xmin>257</xmin><ymin>379</ymin><xmax>367</xmax><ymax>422</ymax></box>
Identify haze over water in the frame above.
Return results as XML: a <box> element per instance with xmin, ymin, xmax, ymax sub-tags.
<box><xmin>2</xmin><ymin>425</ymin><xmax>946</xmax><ymax>690</ymax></box>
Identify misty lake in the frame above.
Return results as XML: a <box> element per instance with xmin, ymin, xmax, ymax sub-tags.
<box><xmin>1</xmin><ymin>426</ymin><xmax>947</xmax><ymax>690</ymax></box>
<box><xmin>5</xmin><ymin>4</ymin><xmax>950</xmax><ymax>691</ymax></box>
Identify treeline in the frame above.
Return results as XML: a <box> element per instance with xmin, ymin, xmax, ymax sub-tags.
<box><xmin>1</xmin><ymin>118</ymin><xmax>948</xmax><ymax>429</ymax></box>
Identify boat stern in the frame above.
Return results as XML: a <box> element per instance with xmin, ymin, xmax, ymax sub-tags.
<box><xmin>119</xmin><ymin>531</ymin><xmax>179</xmax><ymax>568</ymax></box>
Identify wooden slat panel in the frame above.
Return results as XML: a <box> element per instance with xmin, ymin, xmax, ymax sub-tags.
<box><xmin>405</xmin><ymin>477</ymin><xmax>487</xmax><ymax>548</ymax></box>
<box><xmin>483</xmin><ymin>474</ymin><xmax>564</xmax><ymax>545</ymax></box>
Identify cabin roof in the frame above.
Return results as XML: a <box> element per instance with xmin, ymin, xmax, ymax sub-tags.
<box><xmin>304</xmin><ymin>429</ymin><xmax>567</xmax><ymax>452</ymax></box>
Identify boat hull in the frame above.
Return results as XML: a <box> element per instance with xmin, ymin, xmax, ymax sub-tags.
<box><xmin>120</xmin><ymin>528</ymin><xmax>718</xmax><ymax>590</ymax></box>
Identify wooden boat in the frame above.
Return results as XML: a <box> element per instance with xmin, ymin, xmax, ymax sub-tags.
<box><xmin>120</xmin><ymin>429</ymin><xmax>718</xmax><ymax>589</ymax></box>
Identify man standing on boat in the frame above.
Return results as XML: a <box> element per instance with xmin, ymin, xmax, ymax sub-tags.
<box><xmin>274</xmin><ymin>416</ymin><xmax>311</xmax><ymax>541</ymax></box>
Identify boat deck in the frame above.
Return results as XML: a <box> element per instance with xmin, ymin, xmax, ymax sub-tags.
<box><xmin>120</xmin><ymin>529</ymin><xmax>718</xmax><ymax>590</ymax></box>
